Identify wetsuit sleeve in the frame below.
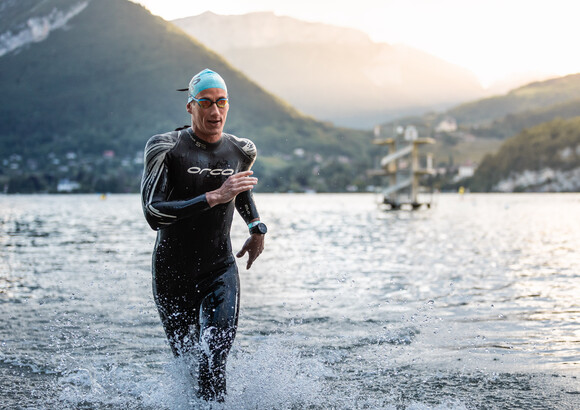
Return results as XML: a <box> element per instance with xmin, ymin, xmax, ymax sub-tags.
<box><xmin>232</xmin><ymin>135</ymin><xmax>260</xmax><ymax>224</ymax></box>
<box><xmin>236</xmin><ymin>191</ymin><xmax>260</xmax><ymax>224</ymax></box>
<box><xmin>140</xmin><ymin>133</ymin><xmax>211</xmax><ymax>230</ymax></box>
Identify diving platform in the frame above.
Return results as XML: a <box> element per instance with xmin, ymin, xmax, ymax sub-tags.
<box><xmin>368</xmin><ymin>128</ymin><xmax>435</xmax><ymax>210</ymax></box>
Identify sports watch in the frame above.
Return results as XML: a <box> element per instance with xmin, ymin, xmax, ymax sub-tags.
<box><xmin>248</xmin><ymin>220</ymin><xmax>267</xmax><ymax>235</ymax></box>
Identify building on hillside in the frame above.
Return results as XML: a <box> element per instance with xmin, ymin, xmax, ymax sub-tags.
<box><xmin>453</xmin><ymin>164</ymin><xmax>476</xmax><ymax>182</ymax></box>
<box><xmin>435</xmin><ymin>116</ymin><xmax>457</xmax><ymax>133</ymax></box>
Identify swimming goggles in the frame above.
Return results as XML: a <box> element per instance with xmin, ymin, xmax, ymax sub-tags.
<box><xmin>191</xmin><ymin>97</ymin><xmax>228</xmax><ymax>109</ymax></box>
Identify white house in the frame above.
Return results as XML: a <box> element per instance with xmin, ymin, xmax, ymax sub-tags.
<box><xmin>435</xmin><ymin>117</ymin><xmax>457</xmax><ymax>133</ymax></box>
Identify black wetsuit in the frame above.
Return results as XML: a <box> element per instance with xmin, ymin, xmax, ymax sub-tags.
<box><xmin>140</xmin><ymin>127</ymin><xmax>259</xmax><ymax>401</ymax></box>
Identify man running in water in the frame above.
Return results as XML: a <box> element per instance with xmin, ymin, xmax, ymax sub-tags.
<box><xmin>140</xmin><ymin>68</ymin><xmax>267</xmax><ymax>402</ymax></box>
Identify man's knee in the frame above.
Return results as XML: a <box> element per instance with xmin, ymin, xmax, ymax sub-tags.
<box><xmin>199</xmin><ymin>326</ymin><xmax>235</xmax><ymax>357</ymax></box>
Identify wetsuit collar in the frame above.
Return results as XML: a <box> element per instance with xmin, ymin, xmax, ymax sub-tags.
<box><xmin>186</xmin><ymin>128</ymin><xmax>223</xmax><ymax>151</ymax></box>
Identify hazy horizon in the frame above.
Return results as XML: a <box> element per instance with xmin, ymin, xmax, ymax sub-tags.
<box><xmin>133</xmin><ymin>0</ymin><xmax>580</xmax><ymax>89</ymax></box>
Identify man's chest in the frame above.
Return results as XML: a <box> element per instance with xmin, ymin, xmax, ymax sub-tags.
<box><xmin>166</xmin><ymin>147</ymin><xmax>242</xmax><ymax>197</ymax></box>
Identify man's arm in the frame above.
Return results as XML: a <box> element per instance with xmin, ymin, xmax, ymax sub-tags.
<box><xmin>141</xmin><ymin>133</ymin><xmax>213</xmax><ymax>230</ymax></box>
<box><xmin>234</xmin><ymin>188</ymin><xmax>265</xmax><ymax>269</ymax></box>
<box><xmin>236</xmin><ymin>231</ymin><xmax>265</xmax><ymax>270</ymax></box>
<box><xmin>235</xmin><ymin>190</ymin><xmax>259</xmax><ymax>224</ymax></box>
<box><xmin>227</xmin><ymin>136</ymin><xmax>265</xmax><ymax>269</ymax></box>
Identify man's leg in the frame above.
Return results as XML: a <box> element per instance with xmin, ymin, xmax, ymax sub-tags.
<box><xmin>152</xmin><ymin>247</ymin><xmax>201</xmax><ymax>359</ymax></box>
<box><xmin>197</xmin><ymin>265</ymin><xmax>240</xmax><ymax>402</ymax></box>
<box><xmin>154</xmin><ymin>294</ymin><xmax>200</xmax><ymax>358</ymax></box>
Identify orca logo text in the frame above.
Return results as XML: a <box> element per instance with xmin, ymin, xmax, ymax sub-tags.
<box><xmin>187</xmin><ymin>167</ymin><xmax>235</xmax><ymax>176</ymax></box>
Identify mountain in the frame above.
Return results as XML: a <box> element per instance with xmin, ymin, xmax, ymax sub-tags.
<box><xmin>448</xmin><ymin>73</ymin><xmax>580</xmax><ymax>126</ymax></box>
<box><xmin>483</xmin><ymin>71</ymin><xmax>559</xmax><ymax>96</ymax></box>
<box><xmin>470</xmin><ymin>117</ymin><xmax>580</xmax><ymax>192</ymax></box>
<box><xmin>465</xmin><ymin>98</ymin><xmax>580</xmax><ymax>140</ymax></box>
<box><xmin>0</xmin><ymin>0</ymin><xmax>373</xmax><ymax>193</ymax></box>
<box><xmin>390</xmin><ymin>73</ymin><xmax>580</xmax><ymax>131</ymax></box>
<box><xmin>172</xmin><ymin>12</ymin><xmax>485</xmax><ymax>128</ymax></box>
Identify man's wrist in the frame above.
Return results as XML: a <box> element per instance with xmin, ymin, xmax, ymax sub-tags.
<box><xmin>205</xmin><ymin>191</ymin><xmax>220</xmax><ymax>207</ymax></box>
<box><xmin>247</xmin><ymin>220</ymin><xmax>261</xmax><ymax>229</ymax></box>
<box><xmin>248</xmin><ymin>220</ymin><xmax>267</xmax><ymax>235</ymax></box>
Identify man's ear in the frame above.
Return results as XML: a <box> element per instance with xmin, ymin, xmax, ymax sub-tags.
<box><xmin>186</xmin><ymin>102</ymin><xmax>193</xmax><ymax>114</ymax></box>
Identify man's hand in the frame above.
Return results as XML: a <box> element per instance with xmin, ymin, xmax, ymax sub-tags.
<box><xmin>236</xmin><ymin>234</ymin><xmax>265</xmax><ymax>269</ymax></box>
<box><xmin>206</xmin><ymin>171</ymin><xmax>257</xmax><ymax>207</ymax></box>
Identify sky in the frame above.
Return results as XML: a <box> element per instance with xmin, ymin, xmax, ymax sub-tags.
<box><xmin>133</xmin><ymin>0</ymin><xmax>580</xmax><ymax>88</ymax></box>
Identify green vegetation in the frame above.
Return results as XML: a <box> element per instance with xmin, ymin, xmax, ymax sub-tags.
<box><xmin>431</xmin><ymin>136</ymin><xmax>502</xmax><ymax>167</ymax></box>
<box><xmin>470</xmin><ymin>117</ymin><xmax>580</xmax><ymax>191</ymax></box>
<box><xmin>461</xmin><ymin>98</ymin><xmax>580</xmax><ymax>140</ymax></box>
<box><xmin>388</xmin><ymin>73</ymin><xmax>580</xmax><ymax>138</ymax></box>
<box><xmin>449</xmin><ymin>74</ymin><xmax>580</xmax><ymax>125</ymax></box>
<box><xmin>0</xmin><ymin>0</ymin><xmax>373</xmax><ymax>193</ymax></box>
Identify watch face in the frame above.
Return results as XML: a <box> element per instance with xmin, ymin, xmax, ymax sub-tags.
<box><xmin>252</xmin><ymin>223</ymin><xmax>267</xmax><ymax>234</ymax></box>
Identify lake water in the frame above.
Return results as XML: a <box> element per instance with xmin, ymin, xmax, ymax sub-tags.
<box><xmin>1</xmin><ymin>193</ymin><xmax>579</xmax><ymax>409</ymax></box>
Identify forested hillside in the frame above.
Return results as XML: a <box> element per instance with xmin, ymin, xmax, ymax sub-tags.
<box><xmin>471</xmin><ymin>117</ymin><xmax>580</xmax><ymax>192</ymax></box>
<box><xmin>465</xmin><ymin>99</ymin><xmax>580</xmax><ymax>139</ymax></box>
<box><xmin>448</xmin><ymin>74</ymin><xmax>580</xmax><ymax>125</ymax></box>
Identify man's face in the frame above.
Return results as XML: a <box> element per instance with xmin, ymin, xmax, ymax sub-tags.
<box><xmin>187</xmin><ymin>87</ymin><xmax>229</xmax><ymax>142</ymax></box>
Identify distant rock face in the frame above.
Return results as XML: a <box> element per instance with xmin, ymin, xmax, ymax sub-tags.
<box><xmin>494</xmin><ymin>167</ymin><xmax>580</xmax><ymax>192</ymax></box>
<box><xmin>174</xmin><ymin>11</ymin><xmax>372</xmax><ymax>52</ymax></box>
<box><xmin>173</xmin><ymin>12</ymin><xmax>485</xmax><ymax>128</ymax></box>
<box><xmin>0</xmin><ymin>1</ymin><xmax>89</xmax><ymax>57</ymax></box>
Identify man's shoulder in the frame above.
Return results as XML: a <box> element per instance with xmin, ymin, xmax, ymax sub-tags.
<box><xmin>144</xmin><ymin>130</ymin><xmax>182</xmax><ymax>163</ymax></box>
<box><xmin>146</xmin><ymin>130</ymin><xmax>180</xmax><ymax>146</ymax></box>
<box><xmin>223</xmin><ymin>133</ymin><xmax>257</xmax><ymax>159</ymax></box>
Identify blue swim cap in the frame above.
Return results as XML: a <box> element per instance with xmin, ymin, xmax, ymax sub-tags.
<box><xmin>187</xmin><ymin>69</ymin><xmax>227</xmax><ymax>103</ymax></box>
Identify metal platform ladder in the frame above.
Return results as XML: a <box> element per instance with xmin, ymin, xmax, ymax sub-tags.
<box><xmin>369</xmin><ymin>126</ymin><xmax>435</xmax><ymax>210</ymax></box>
